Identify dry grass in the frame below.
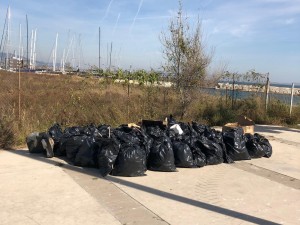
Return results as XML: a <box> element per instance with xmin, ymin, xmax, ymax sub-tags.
<box><xmin>0</xmin><ymin>70</ymin><xmax>299</xmax><ymax>147</ymax></box>
<box><xmin>0</xmin><ymin>71</ymin><xmax>182</xmax><ymax>144</ymax></box>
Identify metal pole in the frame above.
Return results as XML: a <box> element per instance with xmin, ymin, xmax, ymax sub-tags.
<box><xmin>265</xmin><ymin>74</ymin><xmax>270</xmax><ymax>111</ymax></box>
<box><xmin>225</xmin><ymin>87</ymin><xmax>228</xmax><ymax>105</ymax></box>
<box><xmin>53</xmin><ymin>33</ymin><xmax>58</xmax><ymax>71</ymax></box>
<box><xmin>6</xmin><ymin>6</ymin><xmax>11</xmax><ymax>70</ymax></box>
<box><xmin>127</xmin><ymin>65</ymin><xmax>132</xmax><ymax>122</ymax></box>
<box><xmin>26</xmin><ymin>15</ymin><xmax>29</xmax><ymax>69</ymax></box>
<box><xmin>99</xmin><ymin>27</ymin><xmax>101</xmax><ymax>71</ymax></box>
<box><xmin>109</xmin><ymin>42</ymin><xmax>112</xmax><ymax>71</ymax></box>
<box><xmin>232</xmin><ymin>74</ymin><xmax>235</xmax><ymax>109</ymax></box>
<box><xmin>18</xmin><ymin>62</ymin><xmax>21</xmax><ymax>122</ymax></box>
<box><xmin>106</xmin><ymin>43</ymin><xmax>109</xmax><ymax>68</ymax></box>
<box><xmin>19</xmin><ymin>24</ymin><xmax>21</xmax><ymax>62</ymax></box>
<box><xmin>290</xmin><ymin>83</ymin><xmax>295</xmax><ymax>117</ymax></box>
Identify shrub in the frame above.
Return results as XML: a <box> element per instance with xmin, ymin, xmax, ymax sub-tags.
<box><xmin>202</xmin><ymin>99</ymin><xmax>236</xmax><ymax>126</ymax></box>
<box><xmin>0</xmin><ymin>70</ymin><xmax>299</xmax><ymax>147</ymax></box>
<box><xmin>0</xmin><ymin>116</ymin><xmax>15</xmax><ymax>149</ymax></box>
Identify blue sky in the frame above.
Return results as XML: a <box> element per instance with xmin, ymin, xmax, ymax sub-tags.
<box><xmin>1</xmin><ymin>0</ymin><xmax>299</xmax><ymax>83</ymax></box>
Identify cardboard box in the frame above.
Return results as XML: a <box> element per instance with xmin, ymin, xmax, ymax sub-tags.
<box><xmin>222</xmin><ymin>115</ymin><xmax>255</xmax><ymax>134</ymax></box>
<box><xmin>141</xmin><ymin>120</ymin><xmax>165</xmax><ymax>129</ymax></box>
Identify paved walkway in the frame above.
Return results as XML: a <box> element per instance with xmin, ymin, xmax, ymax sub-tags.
<box><xmin>0</xmin><ymin>125</ymin><xmax>299</xmax><ymax>225</ymax></box>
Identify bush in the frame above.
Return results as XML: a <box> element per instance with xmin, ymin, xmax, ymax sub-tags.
<box><xmin>0</xmin><ymin>70</ymin><xmax>299</xmax><ymax>147</ymax></box>
<box><xmin>266</xmin><ymin>100</ymin><xmax>290</xmax><ymax>124</ymax></box>
<box><xmin>286</xmin><ymin>105</ymin><xmax>300</xmax><ymax>125</ymax></box>
<box><xmin>236</xmin><ymin>97</ymin><xmax>267</xmax><ymax>124</ymax></box>
<box><xmin>0</xmin><ymin>117</ymin><xmax>15</xmax><ymax>149</ymax></box>
<box><xmin>202</xmin><ymin>99</ymin><xmax>236</xmax><ymax>126</ymax></box>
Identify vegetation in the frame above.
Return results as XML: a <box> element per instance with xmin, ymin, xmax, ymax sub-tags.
<box><xmin>0</xmin><ymin>70</ymin><xmax>299</xmax><ymax>148</ymax></box>
<box><xmin>160</xmin><ymin>0</ymin><xmax>212</xmax><ymax>119</ymax></box>
<box><xmin>0</xmin><ymin>3</ymin><xmax>298</xmax><ymax>149</ymax></box>
<box><xmin>0</xmin><ymin>115</ymin><xmax>15</xmax><ymax>149</ymax></box>
<box><xmin>221</xmin><ymin>70</ymin><xmax>270</xmax><ymax>109</ymax></box>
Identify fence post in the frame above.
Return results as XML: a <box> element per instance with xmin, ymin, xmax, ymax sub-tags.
<box><xmin>127</xmin><ymin>65</ymin><xmax>132</xmax><ymax>122</ymax></box>
<box><xmin>18</xmin><ymin>62</ymin><xmax>21</xmax><ymax>123</ymax></box>
<box><xmin>225</xmin><ymin>86</ymin><xmax>228</xmax><ymax>105</ymax></box>
<box><xmin>232</xmin><ymin>74</ymin><xmax>235</xmax><ymax>109</ymax></box>
<box><xmin>290</xmin><ymin>83</ymin><xmax>295</xmax><ymax>117</ymax></box>
<box><xmin>265</xmin><ymin>74</ymin><xmax>270</xmax><ymax>111</ymax></box>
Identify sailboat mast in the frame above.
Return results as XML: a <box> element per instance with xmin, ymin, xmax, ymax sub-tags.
<box><xmin>78</xmin><ymin>34</ymin><xmax>81</xmax><ymax>70</ymax></box>
<box><xmin>32</xmin><ymin>29</ymin><xmax>37</xmax><ymax>69</ymax></box>
<box><xmin>61</xmin><ymin>49</ymin><xmax>65</xmax><ymax>73</ymax></box>
<box><xmin>109</xmin><ymin>42</ymin><xmax>112</xmax><ymax>70</ymax></box>
<box><xmin>6</xmin><ymin>6</ymin><xmax>10</xmax><ymax>70</ymax></box>
<box><xmin>53</xmin><ymin>33</ymin><xmax>58</xmax><ymax>71</ymax></box>
<box><xmin>99</xmin><ymin>27</ymin><xmax>101</xmax><ymax>70</ymax></box>
<box><xmin>18</xmin><ymin>24</ymin><xmax>21</xmax><ymax>61</ymax></box>
<box><xmin>29</xmin><ymin>30</ymin><xmax>33</xmax><ymax>69</ymax></box>
<box><xmin>26</xmin><ymin>15</ymin><xmax>29</xmax><ymax>69</ymax></box>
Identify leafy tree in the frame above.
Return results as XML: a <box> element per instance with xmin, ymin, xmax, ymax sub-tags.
<box><xmin>160</xmin><ymin>0</ymin><xmax>212</xmax><ymax>118</ymax></box>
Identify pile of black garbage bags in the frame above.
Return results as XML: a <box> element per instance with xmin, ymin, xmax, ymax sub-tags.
<box><xmin>26</xmin><ymin>118</ymin><xmax>272</xmax><ymax>177</ymax></box>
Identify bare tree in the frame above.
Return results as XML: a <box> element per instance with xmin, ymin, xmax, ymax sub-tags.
<box><xmin>160</xmin><ymin>0</ymin><xmax>212</xmax><ymax>118</ymax></box>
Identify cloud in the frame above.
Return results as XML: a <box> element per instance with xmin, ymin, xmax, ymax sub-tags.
<box><xmin>230</xmin><ymin>24</ymin><xmax>251</xmax><ymax>38</ymax></box>
<box><xmin>284</xmin><ymin>18</ymin><xmax>296</xmax><ymax>24</ymax></box>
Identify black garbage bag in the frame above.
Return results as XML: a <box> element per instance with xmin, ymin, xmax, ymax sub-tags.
<box><xmin>222</xmin><ymin>127</ymin><xmax>251</xmax><ymax>161</ymax></box>
<box><xmin>113</xmin><ymin>127</ymin><xmax>141</xmax><ymax>146</ymax></box>
<box><xmin>172</xmin><ymin>141</ymin><xmax>194</xmax><ymax>168</ymax></box>
<box><xmin>145</xmin><ymin>126</ymin><xmax>176</xmax><ymax>172</ymax></box>
<box><xmin>64</xmin><ymin>126</ymin><xmax>82</xmax><ymax>136</ymax></box>
<box><xmin>171</xmin><ymin>123</ymin><xmax>206</xmax><ymax>167</ymax></box>
<box><xmin>26</xmin><ymin>132</ymin><xmax>45</xmax><ymax>153</ymax></box>
<box><xmin>205</xmin><ymin>128</ymin><xmax>234</xmax><ymax>164</ymax></box>
<box><xmin>48</xmin><ymin>124</ymin><xmax>63</xmax><ymax>153</ymax></box>
<box><xmin>64</xmin><ymin>135</ymin><xmax>87</xmax><ymax>163</ymax></box>
<box><xmin>147</xmin><ymin>136</ymin><xmax>177</xmax><ymax>172</ymax></box>
<box><xmin>197</xmin><ymin>136</ymin><xmax>224</xmax><ymax>165</ymax></box>
<box><xmin>261</xmin><ymin>137</ymin><xmax>272</xmax><ymax>158</ymax></box>
<box><xmin>167</xmin><ymin>122</ymin><xmax>191</xmax><ymax>144</ymax></box>
<box><xmin>245</xmin><ymin>133</ymin><xmax>266</xmax><ymax>158</ymax></box>
<box><xmin>108</xmin><ymin>126</ymin><xmax>149</xmax><ymax>177</ymax></box>
<box><xmin>111</xmin><ymin>142</ymin><xmax>147</xmax><ymax>177</ymax></box>
<box><xmin>167</xmin><ymin>128</ymin><xmax>177</xmax><ymax>142</ymax></box>
<box><xmin>246</xmin><ymin>133</ymin><xmax>272</xmax><ymax>158</ymax></box>
<box><xmin>74</xmin><ymin>137</ymin><xmax>98</xmax><ymax>167</ymax></box>
<box><xmin>82</xmin><ymin>124</ymin><xmax>102</xmax><ymax>137</ymax></box>
<box><xmin>55</xmin><ymin>134</ymin><xmax>69</xmax><ymax>156</ymax></box>
<box><xmin>98</xmin><ymin>124</ymin><xmax>112</xmax><ymax>138</ymax></box>
<box><xmin>26</xmin><ymin>132</ymin><xmax>54</xmax><ymax>158</ymax></box>
<box><xmin>114</xmin><ymin>125</ymin><xmax>151</xmax><ymax>156</ymax></box>
<box><xmin>48</xmin><ymin>123</ymin><xmax>63</xmax><ymax>141</ymax></box>
<box><xmin>139</xmin><ymin>130</ymin><xmax>153</xmax><ymax>158</ymax></box>
<box><xmin>145</xmin><ymin>125</ymin><xmax>165</xmax><ymax>138</ymax></box>
<box><xmin>190</xmin><ymin>144</ymin><xmax>206</xmax><ymax>167</ymax></box>
<box><xmin>191</xmin><ymin>122</ymin><xmax>208</xmax><ymax>136</ymax></box>
<box><xmin>96</xmin><ymin>137</ymin><xmax>120</xmax><ymax>176</ymax></box>
<box><xmin>56</xmin><ymin>126</ymin><xmax>85</xmax><ymax>156</ymax></box>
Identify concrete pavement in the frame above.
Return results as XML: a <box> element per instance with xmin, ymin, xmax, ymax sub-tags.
<box><xmin>0</xmin><ymin>124</ymin><xmax>299</xmax><ymax>225</ymax></box>
<box><xmin>0</xmin><ymin>150</ymin><xmax>121</xmax><ymax>225</ymax></box>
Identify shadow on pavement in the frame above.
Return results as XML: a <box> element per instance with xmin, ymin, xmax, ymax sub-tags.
<box><xmin>255</xmin><ymin>125</ymin><xmax>300</xmax><ymax>134</ymax></box>
<box><xmin>7</xmin><ymin>149</ymin><xmax>280</xmax><ymax>225</ymax></box>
